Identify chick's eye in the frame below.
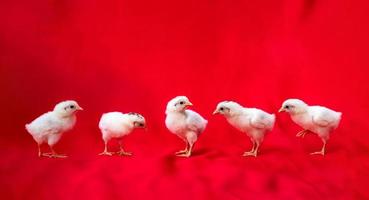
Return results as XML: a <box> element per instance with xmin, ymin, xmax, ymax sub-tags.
<box><xmin>220</xmin><ymin>107</ymin><xmax>224</xmax><ymax>111</ymax></box>
<box><xmin>285</xmin><ymin>105</ymin><xmax>289</xmax><ymax>109</ymax></box>
<box><xmin>179</xmin><ymin>101</ymin><xmax>184</xmax><ymax>105</ymax></box>
<box><xmin>70</xmin><ymin>105</ymin><xmax>75</xmax><ymax>109</ymax></box>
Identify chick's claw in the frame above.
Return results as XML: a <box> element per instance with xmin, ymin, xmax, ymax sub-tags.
<box><xmin>296</xmin><ymin>130</ymin><xmax>308</xmax><ymax>138</ymax></box>
<box><xmin>175</xmin><ymin>149</ymin><xmax>188</xmax><ymax>155</ymax></box>
<box><xmin>42</xmin><ymin>152</ymin><xmax>67</xmax><ymax>158</ymax></box>
<box><xmin>310</xmin><ymin>151</ymin><xmax>325</xmax><ymax>156</ymax></box>
<box><xmin>116</xmin><ymin>151</ymin><xmax>132</xmax><ymax>156</ymax></box>
<box><xmin>176</xmin><ymin>151</ymin><xmax>191</xmax><ymax>157</ymax></box>
<box><xmin>243</xmin><ymin>151</ymin><xmax>257</xmax><ymax>157</ymax></box>
<box><xmin>99</xmin><ymin>151</ymin><xmax>113</xmax><ymax>156</ymax></box>
<box><xmin>51</xmin><ymin>154</ymin><xmax>67</xmax><ymax>158</ymax></box>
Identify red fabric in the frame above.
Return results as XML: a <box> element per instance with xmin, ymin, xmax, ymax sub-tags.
<box><xmin>1</xmin><ymin>0</ymin><xmax>369</xmax><ymax>199</ymax></box>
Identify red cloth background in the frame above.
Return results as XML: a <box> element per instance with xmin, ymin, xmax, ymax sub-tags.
<box><xmin>1</xmin><ymin>0</ymin><xmax>369</xmax><ymax>199</ymax></box>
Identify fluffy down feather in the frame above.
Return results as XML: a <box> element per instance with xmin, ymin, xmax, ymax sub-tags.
<box><xmin>165</xmin><ymin>96</ymin><xmax>208</xmax><ymax>157</ymax></box>
<box><xmin>214</xmin><ymin>101</ymin><xmax>275</xmax><ymax>157</ymax></box>
<box><xmin>25</xmin><ymin>100</ymin><xmax>82</xmax><ymax>158</ymax></box>
<box><xmin>279</xmin><ymin>98</ymin><xmax>342</xmax><ymax>155</ymax></box>
<box><xmin>98</xmin><ymin>112</ymin><xmax>146</xmax><ymax>156</ymax></box>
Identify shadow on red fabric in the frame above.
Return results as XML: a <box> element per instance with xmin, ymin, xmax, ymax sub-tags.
<box><xmin>1</xmin><ymin>0</ymin><xmax>369</xmax><ymax>199</ymax></box>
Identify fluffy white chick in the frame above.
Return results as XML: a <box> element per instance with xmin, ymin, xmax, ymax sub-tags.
<box><xmin>279</xmin><ymin>99</ymin><xmax>342</xmax><ymax>155</ymax></box>
<box><xmin>98</xmin><ymin>112</ymin><xmax>146</xmax><ymax>156</ymax></box>
<box><xmin>213</xmin><ymin>101</ymin><xmax>275</xmax><ymax>157</ymax></box>
<box><xmin>165</xmin><ymin>96</ymin><xmax>208</xmax><ymax>157</ymax></box>
<box><xmin>25</xmin><ymin>100</ymin><xmax>83</xmax><ymax>158</ymax></box>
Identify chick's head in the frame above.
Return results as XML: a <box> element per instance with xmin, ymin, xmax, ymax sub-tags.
<box><xmin>54</xmin><ymin>100</ymin><xmax>83</xmax><ymax>117</ymax></box>
<box><xmin>279</xmin><ymin>99</ymin><xmax>308</xmax><ymax>115</ymax></box>
<box><xmin>166</xmin><ymin>96</ymin><xmax>193</xmax><ymax>113</ymax></box>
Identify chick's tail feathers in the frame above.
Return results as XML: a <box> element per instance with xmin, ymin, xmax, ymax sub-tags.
<box><xmin>202</xmin><ymin>119</ymin><xmax>208</xmax><ymax>132</ymax></box>
<box><xmin>197</xmin><ymin>119</ymin><xmax>208</xmax><ymax>134</ymax></box>
<box><xmin>268</xmin><ymin>114</ymin><xmax>276</xmax><ymax>131</ymax></box>
<box><xmin>334</xmin><ymin>112</ymin><xmax>342</xmax><ymax>129</ymax></box>
<box><xmin>25</xmin><ymin>123</ymin><xmax>32</xmax><ymax>135</ymax></box>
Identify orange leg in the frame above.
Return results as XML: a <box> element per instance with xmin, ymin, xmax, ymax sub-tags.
<box><xmin>310</xmin><ymin>141</ymin><xmax>326</xmax><ymax>156</ymax></box>
<box><xmin>99</xmin><ymin>142</ymin><xmax>114</xmax><ymax>156</ymax></box>
<box><xmin>175</xmin><ymin>140</ymin><xmax>189</xmax><ymax>155</ymax></box>
<box><xmin>116</xmin><ymin>140</ymin><xmax>132</xmax><ymax>156</ymax></box>
<box><xmin>296</xmin><ymin>130</ymin><xmax>308</xmax><ymax>138</ymax></box>
<box><xmin>243</xmin><ymin>141</ymin><xmax>259</xmax><ymax>157</ymax></box>
<box><xmin>42</xmin><ymin>146</ymin><xmax>67</xmax><ymax>158</ymax></box>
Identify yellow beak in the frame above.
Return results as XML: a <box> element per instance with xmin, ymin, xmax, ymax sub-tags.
<box><xmin>186</xmin><ymin>101</ymin><xmax>193</xmax><ymax>107</ymax></box>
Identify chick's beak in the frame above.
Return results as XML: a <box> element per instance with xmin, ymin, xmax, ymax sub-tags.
<box><xmin>213</xmin><ymin>109</ymin><xmax>219</xmax><ymax>115</ymax></box>
<box><xmin>77</xmin><ymin>105</ymin><xmax>83</xmax><ymax>110</ymax></box>
<box><xmin>278</xmin><ymin>107</ymin><xmax>285</xmax><ymax>112</ymax></box>
<box><xmin>185</xmin><ymin>101</ymin><xmax>193</xmax><ymax>107</ymax></box>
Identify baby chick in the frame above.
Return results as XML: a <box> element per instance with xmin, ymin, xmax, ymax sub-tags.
<box><xmin>98</xmin><ymin>112</ymin><xmax>146</xmax><ymax>156</ymax></box>
<box><xmin>25</xmin><ymin>100</ymin><xmax>83</xmax><ymax>158</ymax></box>
<box><xmin>279</xmin><ymin>99</ymin><xmax>342</xmax><ymax>155</ymax></box>
<box><xmin>213</xmin><ymin>101</ymin><xmax>275</xmax><ymax>157</ymax></box>
<box><xmin>165</xmin><ymin>96</ymin><xmax>208</xmax><ymax>157</ymax></box>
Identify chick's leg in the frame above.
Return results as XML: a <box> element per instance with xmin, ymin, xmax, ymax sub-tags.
<box><xmin>43</xmin><ymin>134</ymin><xmax>66</xmax><ymax>158</ymax></box>
<box><xmin>310</xmin><ymin>140</ymin><xmax>326</xmax><ymax>156</ymax></box>
<box><xmin>116</xmin><ymin>139</ymin><xmax>132</xmax><ymax>156</ymax></box>
<box><xmin>177</xmin><ymin>143</ymin><xmax>193</xmax><ymax>158</ymax></box>
<box><xmin>296</xmin><ymin>130</ymin><xmax>308</xmax><ymax>138</ymax></box>
<box><xmin>243</xmin><ymin>140</ymin><xmax>256</xmax><ymax>156</ymax></box>
<box><xmin>243</xmin><ymin>141</ymin><xmax>259</xmax><ymax>157</ymax></box>
<box><xmin>253</xmin><ymin>142</ymin><xmax>260</xmax><ymax>157</ymax></box>
<box><xmin>177</xmin><ymin>132</ymin><xmax>197</xmax><ymax>157</ymax></box>
<box><xmin>38</xmin><ymin>144</ymin><xmax>42</xmax><ymax>157</ymax></box>
<box><xmin>43</xmin><ymin>145</ymin><xmax>67</xmax><ymax>158</ymax></box>
<box><xmin>175</xmin><ymin>139</ymin><xmax>188</xmax><ymax>155</ymax></box>
<box><xmin>99</xmin><ymin>141</ymin><xmax>113</xmax><ymax>156</ymax></box>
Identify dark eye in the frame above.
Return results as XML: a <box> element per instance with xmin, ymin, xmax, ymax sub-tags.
<box><xmin>70</xmin><ymin>105</ymin><xmax>75</xmax><ymax>109</ymax></box>
<box><xmin>220</xmin><ymin>107</ymin><xmax>224</xmax><ymax>111</ymax></box>
<box><xmin>285</xmin><ymin>105</ymin><xmax>289</xmax><ymax>109</ymax></box>
<box><xmin>179</xmin><ymin>101</ymin><xmax>184</xmax><ymax>105</ymax></box>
